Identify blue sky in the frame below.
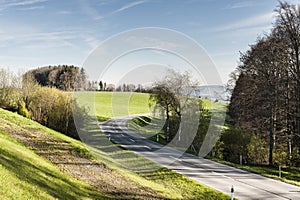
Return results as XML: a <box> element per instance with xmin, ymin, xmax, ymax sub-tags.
<box><xmin>0</xmin><ymin>0</ymin><xmax>297</xmax><ymax>84</ymax></box>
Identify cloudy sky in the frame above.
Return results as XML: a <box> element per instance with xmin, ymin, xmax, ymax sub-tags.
<box><xmin>0</xmin><ymin>0</ymin><xmax>297</xmax><ymax>84</ymax></box>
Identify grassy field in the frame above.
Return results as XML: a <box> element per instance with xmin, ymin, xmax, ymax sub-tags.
<box><xmin>0</xmin><ymin>107</ymin><xmax>230</xmax><ymax>199</ymax></box>
<box><xmin>74</xmin><ymin>92</ymin><xmax>151</xmax><ymax>120</ymax></box>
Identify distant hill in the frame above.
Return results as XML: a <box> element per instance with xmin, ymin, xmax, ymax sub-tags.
<box><xmin>193</xmin><ymin>85</ymin><xmax>230</xmax><ymax>102</ymax></box>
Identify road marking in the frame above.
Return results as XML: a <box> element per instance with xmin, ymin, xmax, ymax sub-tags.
<box><xmin>211</xmin><ymin>171</ymin><xmax>234</xmax><ymax>180</ymax></box>
<box><xmin>169</xmin><ymin>156</ymin><xmax>182</xmax><ymax>162</ymax></box>
<box><xmin>144</xmin><ymin>146</ymin><xmax>152</xmax><ymax>150</ymax></box>
<box><xmin>129</xmin><ymin>138</ymin><xmax>135</xmax><ymax>142</ymax></box>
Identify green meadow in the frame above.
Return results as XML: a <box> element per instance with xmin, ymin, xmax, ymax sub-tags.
<box><xmin>74</xmin><ymin>92</ymin><xmax>151</xmax><ymax>121</ymax></box>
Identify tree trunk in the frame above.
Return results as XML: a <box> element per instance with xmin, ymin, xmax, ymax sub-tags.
<box><xmin>166</xmin><ymin>106</ymin><xmax>170</xmax><ymax>142</ymax></box>
<box><xmin>269</xmin><ymin>95</ymin><xmax>274</xmax><ymax>166</ymax></box>
<box><xmin>178</xmin><ymin>115</ymin><xmax>181</xmax><ymax>143</ymax></box>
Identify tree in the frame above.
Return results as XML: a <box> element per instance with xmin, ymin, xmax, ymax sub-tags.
<box><xmin>99</xmin><ymin>81</ymin><xmax>103</xmax><ymax>91</ymax></box>
<box><xmin>150</xmin><ymin>83</ymin><xmax>175</xmax><ymax>142</ymax></box>
<box><xmin>150</xmin><ymin>69</ymin><xmax>197</xmax><ymax>143</ymax></box>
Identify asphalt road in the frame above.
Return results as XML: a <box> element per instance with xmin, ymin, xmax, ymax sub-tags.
<box><xmin>99</xmin><ymin>116</ymin><xmax>300</xmax><ymax>200</ymax></box>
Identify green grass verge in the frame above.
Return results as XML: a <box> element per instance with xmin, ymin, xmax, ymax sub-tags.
<box><xmin>209</xmin><ymin>157</ymin><xmax>300</xmax><ymax>187</ymax></box>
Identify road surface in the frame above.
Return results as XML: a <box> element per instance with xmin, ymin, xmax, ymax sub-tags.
<box><xmin>99</xmin><ymin>116</ymin><xmax>300</xmax><ymax>200</ymax></box>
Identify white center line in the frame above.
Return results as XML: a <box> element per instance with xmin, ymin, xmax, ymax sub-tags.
<box><xmin>144</xmin><ymin>146</ymin><xmax>152</xmax><ymax>150</ymax></box>
<box><xmin>129</xmin><ymin>138</ymin><xmax>135</xmax><ymax>142</ymax></box>
<box><xmin>169</xmin><ymin>156</ymin><xmax>182</xmax><ymax>162</ymax></box>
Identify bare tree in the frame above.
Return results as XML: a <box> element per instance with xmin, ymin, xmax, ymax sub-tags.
<box><xmin>150</xmin><ymin>69</ymin><xmax>198</xmax><ymax>143</ymax></box>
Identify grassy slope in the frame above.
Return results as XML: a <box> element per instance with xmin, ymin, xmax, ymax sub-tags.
<box><xmin>0</xmin><ymin>125</ymin><xmax>105</xmax><ymax>199</ymax></box>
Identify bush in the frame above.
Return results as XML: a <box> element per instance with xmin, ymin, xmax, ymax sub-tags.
<box><xmin>25</xmin><ymin>86</ymin><xmax>87</xmax><ymax>139</ymax></box>
<box><xmin>289</xmin><ymin>149</ymin><xmax>300</xmax><ymax>167</ymax></box>
<box><xmin>247</xmin><ymin>134</ymin><xmax>268</xmax><ymax>165</ymax></box>
<box><xmin>18</xmin><ymin>100</ymin><xmax>30</xmax><ymax>118</ymax></box>
<box><xmin>219</xmin><ymin>127</ymin><xmax>251</xmax><ymax>164</ymax></box>
<box><xmin>273</xmin><ymin>145</ymin><xmax>289</xmax><ymax>166</ymax></box>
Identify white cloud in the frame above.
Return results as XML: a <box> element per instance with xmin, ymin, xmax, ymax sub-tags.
<box><xmin>211</xmin><ymin>11</ymin><xmax>275</xmax><ymax>32</ymax></box>
<box><xmin>78</xmin><ymin>0</ymin><xmax>104</xmax><ymax>20</ymax></box>
<box><xmin>0</xmin><ymin>29</ymin><xmax>81</xmax><ymax>50</ymax></box>
<box><xmin>225</xmin><ymin>1</ymin><xmax>256</xmax><ymax>9</ymax></box>
<box><xmin>17</xmin><ymin>5</ymin><xmax>44</xmax><ymax>10</ymax></box>
<box><xmin>112</xmin><ymin>0</ymin><xmax>146</xmax><ymax>14</ymax></box>
<box><xmin>85</xmin><ymin>36</ymin><xmax>100</xmax><ymax>50</ymax></box>
<box><xmin>57</xmin><ymin>10</ymin><xmax>72</xmax><ymax>15</ymax></box>
<box><xmin>0</xmin><ymin>0</ymin><xmax>47</xmax><ymax>11</ymax></box>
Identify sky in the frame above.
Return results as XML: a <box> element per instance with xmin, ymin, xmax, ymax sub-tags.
<box><xmin>0</xmin><ymin>0</ymin><xmax>298</xmax><ymax>85</ymax></box>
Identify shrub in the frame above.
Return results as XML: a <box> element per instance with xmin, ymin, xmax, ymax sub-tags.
<box><xmin>18</xmin><ymin>100</ymin><xmax>30</xmax><ymax>118</ymax></box>
<box><xmin>25</xmin><ymin>86</ymin><xmax>87</xmax><ymax>139</ymax></box>
<box><xmin>219</xmin><ymin>127</ymin><xmax>251</xmax><ymax>164</ymax></box>
<box><xmin>247</xmin><ymin>134</ymin><xmax>268</xmax><ymax>165</ymax></box>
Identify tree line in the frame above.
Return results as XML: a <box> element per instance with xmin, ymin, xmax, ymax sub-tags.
<box><xmin>227</xmin><ymin>1</ymin><xmax>300</xmax><ymax>166</ymax></box>
<box><xmin>25</xmin><ymin>65</ymin><xmax>149</xmax><ymax>93</ymax></box>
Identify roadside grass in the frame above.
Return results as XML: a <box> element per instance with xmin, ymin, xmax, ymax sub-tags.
<box><xmin>0</xmin><ymin>130</ymin><xmax>106</xmax><ymax>200</ymax></box>
<box><xmin>127</xmin><ymin>116</ymin><xmax>165</xmax><ymax>140</ymax></box>
<box><xmin>141</xmin><ymin>167</ymin><xmax>230</xmax><ymax>200</ymax></box>
<box><xmin>209</xmin><ymin>157</ymin><xmax>300</xmax><ymax>187</ymax></box>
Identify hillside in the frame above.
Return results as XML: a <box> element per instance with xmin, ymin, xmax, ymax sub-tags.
<box><xmin>0</xmin><ymin>112</ymin><xmax>106</xmax><ymax>199</ymax></box>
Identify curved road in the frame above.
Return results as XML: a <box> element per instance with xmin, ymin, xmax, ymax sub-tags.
<box><xmin>99</xmin><ymin>116</ymin><xmax>300</xmax><ymax>200</ymax></box>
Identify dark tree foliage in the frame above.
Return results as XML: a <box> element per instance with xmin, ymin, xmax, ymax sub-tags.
<box><xmin>24</xmin><ymin>65</ymin><xmax>88</xmax><ymax>91</ymax></box>
<box><xmin>228</xmin><ymin>1</ymin><xmax>300</xmax><ymax>166</ymax></box>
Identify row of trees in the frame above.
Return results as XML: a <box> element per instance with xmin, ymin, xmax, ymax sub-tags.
<box><xmin>228</xmin><ymin>1</ymin><xmax>300</xmax><ymax>166</ymax></box>
<box><xmin>26</xmin><ymin>65</ymin><xmax>150</xmax><ymax>93</ymax></box>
